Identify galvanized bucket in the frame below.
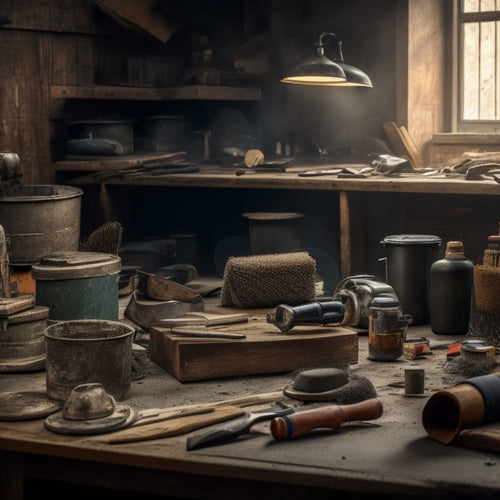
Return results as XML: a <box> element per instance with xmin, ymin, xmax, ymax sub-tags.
<box><xmin>0</xmin><ymin>185</ymin><xmax>82</xmax><ymax>265</ymax></box>
<box><xmin>44</xmin><ymin>319</ymin><xmax>135</xmax><ymax>401</ymax></box>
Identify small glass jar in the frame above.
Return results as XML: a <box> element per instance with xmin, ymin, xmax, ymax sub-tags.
<box><xmin>368</xmin><ymin>296</ymin><xmax>412</xmax><ymax>361</ymax></box>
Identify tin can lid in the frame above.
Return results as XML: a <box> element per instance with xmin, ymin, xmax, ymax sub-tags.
<box><xmin>381</xmin><ymin>234</ymin><xmax>442</xmax><ymax>246</ymax></box>
<box><xmin>31</xmin><ymin>251</ymin><xmax>121</xmax><ymax>280</ymax></box>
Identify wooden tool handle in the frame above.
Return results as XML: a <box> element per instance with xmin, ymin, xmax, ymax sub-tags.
<box><xmin>270</xmin><ymin>399</ymin><xmax>383</xmax><ymax>440</ymax></box>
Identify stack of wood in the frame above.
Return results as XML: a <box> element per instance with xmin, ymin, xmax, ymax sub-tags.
<box><xmin>382</xmin><ymin>121</ymin><xmax>425</xmax><ymax>170</ymax></box>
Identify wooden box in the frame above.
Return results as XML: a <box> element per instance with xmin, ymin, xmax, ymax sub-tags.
<box><xmin>149</xmin><ymin>320</ymin><xmax>358</xmax><ymax>382</ymax></box>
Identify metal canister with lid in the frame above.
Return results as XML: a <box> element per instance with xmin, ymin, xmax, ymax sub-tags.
<box><xmin>32</xmin><ymin>251</ymin><xmax>121</xmax><ymax>321</ymax></box>
<box><xmin>368</xmin><ymin>296</ymin><xmax>412</xmax><ymax>361</ymax></box>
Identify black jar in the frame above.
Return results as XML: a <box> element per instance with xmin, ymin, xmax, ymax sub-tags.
<box><xmin>430</xmin><ymin>241</ymin><xmax>473</xmax><ymax>335</ymax></box>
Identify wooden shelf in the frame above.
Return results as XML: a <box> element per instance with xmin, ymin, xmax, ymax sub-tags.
<box><xmin>51</xmin><ymin>84</ymin><xmax>261</xmax><ymax>101</ymax></box>
<box><xmin>54</xmin><ymin>161</ymin><xmax>500</xmax><ymax>196</ymax></box>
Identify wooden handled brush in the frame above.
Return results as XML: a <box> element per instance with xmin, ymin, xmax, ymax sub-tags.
<box><xmin>270</xmin><ymin>399</ymin><xmax>383</xmax><ymax>440</ymax></box>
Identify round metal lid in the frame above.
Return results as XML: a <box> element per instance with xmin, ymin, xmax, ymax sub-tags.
<box><xmin>0</xmin><ymin>391</ymin><xmax>63</xmax><ymax>421</ymax></box>
<box><xmin>31</xmin><ymin>251</ymin><xmax>121</xmax><ymax>280</ymax></box>
<box><xmin>381</xmin><ymin>234</ymin><xmax>442</xmax><ymax>246</ymax></box>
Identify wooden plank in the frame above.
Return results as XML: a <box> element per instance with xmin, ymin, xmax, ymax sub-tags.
<box><xmin>398</xmin><ymin>125</ymin><xmax>424</xmax><ymax>169</ymax></box>
<box><xmin>0</xmin><ymin>295</ymin><xmax>35</xmax><ymax>316</ymax></box>
<box><xmin>53</xmin><ymin>151</ymin><xmax>187</xmax><ymax>171</ymax></box>
<box><xmin>106</xmin><ymin>406</ymin><xmax>244</xmax><ymax>444</ymax></box>
<box><xmin>149</xmin><ymin>320</ymin><xmax>358</xmax><ymax>382</ymax></box>
<box><xmin>0</xmin><ymin>31</ymin><xmax>51</xmax><ymax>183</ymax></box>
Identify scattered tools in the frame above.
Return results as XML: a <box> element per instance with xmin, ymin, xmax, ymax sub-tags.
<box><xmin>186</xmin><ymin>402</ymin><xmax>294</xmax><ymax>450</ymax></box>
<box><xmin>266</xmin><ymin>301</ymin><xmax>345</xmax><ymax>332</ymax></box>
<box><xmin>101</xmin><ymin>390</ymin><xmax>287</xmax><ymax>443</ymax></box>
<box><xmin>270</xmin><ymin>398</ymin><xmax>383</xmax><ymax>440</ymax></box>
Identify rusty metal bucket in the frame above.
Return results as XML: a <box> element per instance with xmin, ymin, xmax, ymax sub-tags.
<box><xmin>0</xmin><ymin>184</ymin><xmax>82</xmax><ymax>265</ymax></box>
<box><xmin>44</xmin><ymin>319</ymin><xmax>135</xmax><ymax>401</ymax></box>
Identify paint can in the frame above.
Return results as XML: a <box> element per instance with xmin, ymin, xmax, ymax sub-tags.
<box><xmin>31</xmin><ymin>251</ymin><xmax>121</xmax><ymax>321</ymax></box>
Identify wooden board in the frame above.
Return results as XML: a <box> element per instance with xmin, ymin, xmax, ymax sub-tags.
<box><xmin>54</xmin><ymin>151</ymin><xmax>186</xmax><ymax>171</ymax></box>
<box><xmin>149</xmin><ymin>319</ymin><xmax>358</xmax><ymax>382</ymax></box>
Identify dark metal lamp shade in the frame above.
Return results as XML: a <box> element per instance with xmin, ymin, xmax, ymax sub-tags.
<box><xmin>281</xmin><ymin>32</ymin><xmax>372</xmax><ymax>88</ymax></box>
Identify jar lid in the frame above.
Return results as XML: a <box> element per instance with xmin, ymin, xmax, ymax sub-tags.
<box><xmin>31</xmin><ymin>251</ymin><xmax>121</xmax><ymax>280</ymax></box>
<box><xmin>370</xmin><ymin>296</ymin><xmax>401</xmax><ymax>308</ymax></box>
<box><xmin>381</xmin><ymin>234</ymin><xmax>442</xmax><ymax>246</ymax></box>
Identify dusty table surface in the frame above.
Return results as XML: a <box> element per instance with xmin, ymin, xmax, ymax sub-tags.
<box><xmin>1</xmin><ymin>317</ymin><xmax>499</xmax><ymax>499</ymax></box>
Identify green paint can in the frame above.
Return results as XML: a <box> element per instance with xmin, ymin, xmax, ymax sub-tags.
<box><xmin>32</xmin><ymin>251</ymin><xmax>121</xmax><ymax>321</ymax></box>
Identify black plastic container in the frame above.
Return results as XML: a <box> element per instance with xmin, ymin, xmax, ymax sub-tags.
<box><xmin>381</xmin><ymin>234</ymin><xmax>442</xmax><ymax>325</ymax></box>
<box><xmin>430</xmin><ymin>241</ymin><xmax>473</xmax><ymax>335</ymax></box>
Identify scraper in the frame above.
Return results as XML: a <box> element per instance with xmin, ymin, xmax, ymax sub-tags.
<box><xmin>186</xmin><ymin>402</ymin><xmax>294</xmax><ymax>450</ymax></box>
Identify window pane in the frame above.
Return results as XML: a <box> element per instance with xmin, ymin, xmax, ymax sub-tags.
<box><xmin>481</xmin><ymin>0</ymin><xmax>496</xmax><ymax>12</ymax></box>
<box><xmin>463</xmin><ymin>0</ymin><xmax>480</xmax><ymax>13</ymax></box>
<box><xmin>462</xmin><ymin>20</ymin><xmax>500</xmax><ymax>120</ymax></box>
<box><xmin>462</xmin><ymin>22</ymin><xmax>480</xmax><ymax>119</ymax></box>
<box><xmin>480</xmin><ymin>21</ymin><xmax>496</xmax><ymax>118</ymax></box>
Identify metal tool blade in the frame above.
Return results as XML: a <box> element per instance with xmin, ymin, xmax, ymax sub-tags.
<box><xmin>186</xmin><ymin>402</ymin><xmax>294</xmax><ymax>451</ymax></box>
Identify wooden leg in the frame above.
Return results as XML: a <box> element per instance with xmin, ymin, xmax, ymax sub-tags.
<box><xmin>0</xmin><ymin>451</ymin><xmax>24</xmax><ymax>499</ymax></box>
<box><xmin>339</xmin><ymin>191</ymin><xmax>366</xmax><ymax>278</ymax></box>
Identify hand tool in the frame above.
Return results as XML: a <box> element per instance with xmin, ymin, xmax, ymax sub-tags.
<box><xmin>270</xmin><ymin>398</ymin><xmax>383</xmax><ymax>440</ymax></box>
<box><xmin>235</xmin><ymin>165</ymin><xmax>287</xmax><ymax>176</ymax></box>
<box><xmin>266</xmin><ymin>301</ymin><xmax>344</xmax><ymax>332</ymax></box>
<box><xmin>186</xmin><ymin>402</ymin><xmax>294</xmax><ymax>450</ymax></box>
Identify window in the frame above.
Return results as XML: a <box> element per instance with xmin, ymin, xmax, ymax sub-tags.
<box><xmin>456</xmin><ymin>0</ymin><xmax>500</xmax><ymax>131</ymax></box>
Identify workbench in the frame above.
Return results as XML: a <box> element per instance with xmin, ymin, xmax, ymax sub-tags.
<box><xmin>55</xmin><ymin>160</ymin><xmax>500</xmax><ymax>280</ymax></box>
<box><xmin>1</xmin><ymin>322</ymin><xmax>500</xmax><ymax>499</ymax></box>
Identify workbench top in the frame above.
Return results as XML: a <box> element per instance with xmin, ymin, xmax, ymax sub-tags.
<box><xmin>1</xmin><ymin>322</ymin><xmax>499</xmax><ymax>499</ymax></box>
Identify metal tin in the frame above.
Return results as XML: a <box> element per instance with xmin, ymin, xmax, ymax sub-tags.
<box><xmin>44</xmin><ymin>319</ymin><xmax>134</xmax><ymax>401</ymax></box>
<box><xmin>32</xmin><ymin>251</ymin><xmax>121</xmax><ymax>321</ymax></box>
<box><xmin>0</xmin><ymin>185</ymin><xmax>82</xmax><ymax>265</ymax></box>
<box><xmin>242</xmin><ymin>212</ymin><xmax>304</xmax><ymax>255</ymax></box>
<box><xmin>0</xmin><ymin>305</ymin><xmax>49</xmax><ymax>372</ymax></box>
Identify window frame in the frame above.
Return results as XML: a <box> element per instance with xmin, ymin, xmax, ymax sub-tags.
<box><xmin>455</xmin><ymin>0</ymin><xmax>500</xmax><ymax>132</ymax></box>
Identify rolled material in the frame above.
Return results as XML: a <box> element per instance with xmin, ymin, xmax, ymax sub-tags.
<box><xmin>220</xmin><ymin>252</ymin><xmax>316</xmax><ymax>308</ymax></box>
<box><xmin>422</xmin><ymin>374</ymin><xmax>500</xmax><ymax>444</ymax></box>
<box><xmin>473</xmin><ymin>265</ymin><xmax>500</xmax><ymax>312</ymax></box>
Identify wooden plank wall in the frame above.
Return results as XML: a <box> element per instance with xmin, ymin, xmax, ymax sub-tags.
<box><xmin>0</xmin><ymin>0</ymin><xmax>113</xmax><ymax>183</ymax></box>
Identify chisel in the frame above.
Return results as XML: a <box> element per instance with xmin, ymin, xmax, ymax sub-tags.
<box><xmin>270</xmin><ymin>398</ymin><xmax>383</xmax><ymax>440</ymax></box>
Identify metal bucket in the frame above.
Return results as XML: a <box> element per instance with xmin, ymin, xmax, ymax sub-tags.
<box><xmin>31</xmin><ymin>251</ymin><xmax>121</xmax><ymax>321</ymax></box>
<box><xmin>380</xmin><ymin>234</ymin><xmax>442</xmax><ymax>325</ymax></box>
<box><xmin>0</xmin><ymin>185</ymin><xmax>83</xmax><ymax>265</ymax></box>
<box><xmin>243</xmin><ymin>212</ymin><xmax>304</xmax><ymax>255</ymax></box>
<box><xmin>44</xmin><ymin>319</ymin><xmax>135</xmax><ymax>401</ymax></box>
<box><xmin>0</xmin><ymin>305</ymin><xmax>49</xmax><ymax>372</ymax></box>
